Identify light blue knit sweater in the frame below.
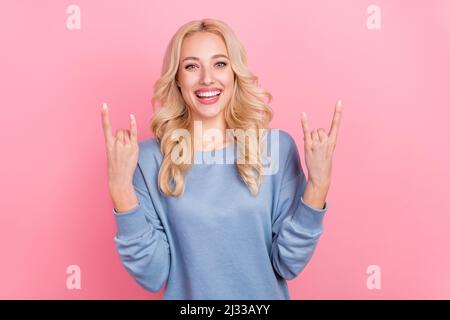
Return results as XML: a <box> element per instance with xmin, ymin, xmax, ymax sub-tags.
<box><xmin>112</xmin><ymin>129</ymin><xmax>327</xmax><ymax>300</ymax></box>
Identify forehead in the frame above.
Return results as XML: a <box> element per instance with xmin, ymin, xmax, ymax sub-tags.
<box><xmin>180</xmin><ymin>32</ymin><xmax>228</xmax><ymax>59</ymax></box>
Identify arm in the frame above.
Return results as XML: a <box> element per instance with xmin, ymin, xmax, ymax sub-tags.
<box><xmin>270</xmin><ymin>134</ymin><xmax>327</xmax><ymax>280</ymax></box>
<box><xmin>302</xmin><ymin>182</ymin><xmax>328</xmax><ymax>210</ymax></box>
<box><xmin>112</xmin><ymin>163</ymin><xmax>170</xmax><ymax>292</ymax></box>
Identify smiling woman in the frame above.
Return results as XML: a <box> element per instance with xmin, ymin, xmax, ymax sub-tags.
<box><xmin>151</xmin><ymin>19</ymin><xmax>274</xmax><ymax>197</ymax></box>
<box><xmin>105</xmin><ymin>18</ymin><xmax>333</xmax><ymax>301</ymax></box>
<box><xmin>178</xmin><ymin>37</ymin><xmax>232</xmax><ymax>111</ymax></box>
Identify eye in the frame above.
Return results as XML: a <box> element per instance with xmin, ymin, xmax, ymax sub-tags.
<box><xmin>216</xmin><ymin>61</ymin><xmax>227</xmax><ymax>68</ymax></box>
<box><xmin>184</xmin><ymin>61</ymin><xmax>228</xmax><ymax>70</ymax></box>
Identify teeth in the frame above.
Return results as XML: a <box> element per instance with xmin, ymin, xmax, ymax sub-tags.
<box><xmin>195</xmin><ymin>90</ymin><xmax>221</xmax><ymax>97</ymax></box>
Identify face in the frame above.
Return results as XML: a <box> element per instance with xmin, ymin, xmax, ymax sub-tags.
<box><xmin>176</xmin><ymin>32</ymin><xmax>234</xmax><ymax>122</ymax></box>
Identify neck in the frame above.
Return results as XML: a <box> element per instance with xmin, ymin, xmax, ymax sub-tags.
<box><xmin>191</xmin><ymin>111</ymin><xmax>229</xmax><ymax>151</ymax></box>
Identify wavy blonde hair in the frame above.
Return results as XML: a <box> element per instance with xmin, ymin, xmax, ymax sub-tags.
<box><xmin>150</xmin><ymin>18</ymin><xmax>273</xmax><ymax>197</ymax></box>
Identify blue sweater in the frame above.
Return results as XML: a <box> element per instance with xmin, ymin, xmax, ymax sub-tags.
<box><xmin>112</xmin><ymin>129</ymin><xmax>327</xmax><ymax>300</ymax></box>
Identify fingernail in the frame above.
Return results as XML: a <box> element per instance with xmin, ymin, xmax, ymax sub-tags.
<box><xmin>102</xmin><ymin>102</ymin><xmax>107</xmax><ymax>110</ymax></box>
<box><xmin>337</xmin><ymin>100</ymin><xmax>342</xmax><ymax>107</ymax></box>
<box><xmin>302</xmin><ymin>111</ymin><xmax>306</xmax><ymax>118</ymax></box>
<box><xmin>130</xmin><ymin>114</ymin><xmax>135</xmax><ymax>121</ymax></box>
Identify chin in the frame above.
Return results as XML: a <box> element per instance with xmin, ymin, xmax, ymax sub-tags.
<box><xmin>193</xmin><ymin>104</ymin><xmax>225</xmax><ymax>119</ymax></box>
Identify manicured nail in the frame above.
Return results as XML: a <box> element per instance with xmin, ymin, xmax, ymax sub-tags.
<box><xmin>130</xmin><ymin>114</ymin><xmax>135</xmax><ymax>121</ymax></box>
<box><xmin>302</xmin><ymin>111</ymin><xmax>306</xmax><ymax>118</ymax></box>
<box><xmin>102</xmin><ymin>102</ymin><xmax>108</xmax><ymax>110</ymax></box>
<box><xmin>337</xmin><ymin>100</ymin><xmax>342</xmax><ymax>107</ymax></box>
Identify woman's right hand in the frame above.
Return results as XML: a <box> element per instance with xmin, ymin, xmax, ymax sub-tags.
<box><xmin>101</xmin><ymin>103</ymin><xmax>139</xmax><ymax>210</ymax></box>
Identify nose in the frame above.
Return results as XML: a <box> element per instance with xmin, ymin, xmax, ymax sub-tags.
<box><xmin>200</xmin><ymin>66</ymin><xmax>214</xmax><ymax>85</ymax></box>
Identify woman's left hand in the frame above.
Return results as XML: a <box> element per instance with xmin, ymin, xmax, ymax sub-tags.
<box><xmin>300</xmin><ymin>100</ymin><xmax>343</xmax><ymax>192</ymax></box>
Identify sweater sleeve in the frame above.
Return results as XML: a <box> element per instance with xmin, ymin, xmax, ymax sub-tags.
<box><xmin>113</xmin><ymin>162</ymin><xmax>170</xmax><ymax>292</ymax></box>
<box><xmin>270</xmin><ymin>133</ymin><xmax>327</xmax><ymax>280</ymax></box>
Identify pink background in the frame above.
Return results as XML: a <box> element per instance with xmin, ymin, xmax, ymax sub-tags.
<box><xmin>1</xmin><ymin>0</ymin><xmax>449</xmax><ymax>299</ymax></box>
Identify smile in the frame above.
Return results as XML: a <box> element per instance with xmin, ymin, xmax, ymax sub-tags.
<box><xmin>194</xmin><ymin>90</ymin><xmax>222</xmax><ymax>105</ymax></box>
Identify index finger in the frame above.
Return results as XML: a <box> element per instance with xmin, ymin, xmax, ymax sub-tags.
<box><xmin>328</xmin><ymin>100</ymin><xmax>343</xmax><ymax>142</ymax></box>
<box><xmin>300</xmin><ymin>111</ymin><xmax>312</xmax><ymax>145</ymax></box>
<box><xmin>101</xmin><ymin>102</ymin><xmax>114</xmax><ymax>144</ymax></box>
<box><xmin>129</xmin><ymin>114</ymin><xmax>138</xmax><ymax>143</ymax></box>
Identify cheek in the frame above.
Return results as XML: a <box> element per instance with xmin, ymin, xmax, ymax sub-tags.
<box><xmin>178</xmin><ymin>72</ymin><xmax>198</xmax><ymax>87</ymax></box>
<box><xmin>219</xmin><ymin>71</ymin><xmax>234</xmax><ymax>88</ymax></box>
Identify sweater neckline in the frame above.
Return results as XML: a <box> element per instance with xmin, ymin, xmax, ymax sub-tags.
<box><xmin>194</xmin><ymin>140</ymin><xmax>234</xmax><ymax>154</ymax></box>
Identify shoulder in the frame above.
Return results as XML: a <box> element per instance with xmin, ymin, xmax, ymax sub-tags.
<box><xmin>137</xmin><ymin>137</ymin><xmax>163</xmax><ymax>170</ymax></box>
<box><xmin>138</xmin><ymin>136</ymin><xmax>161</xmax><ymax>154</ymax></box>
<box><xmin>267</xmin><ymin>128</ymin><xmax>298</xmax><ymax>161</ymax></box>
<box><xmin>265</xmin><ymin>128</ymin><xmax>302</xmax><ymax>181</ymax></box>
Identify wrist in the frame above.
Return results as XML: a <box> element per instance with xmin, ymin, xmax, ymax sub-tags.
<box><xmin>111</xmin><ymin>193</ymin><xmax>138</xmax><ymax>213</ymax></box>
<box><xmin>303</xmin><ymin>182</ymin><xmax>328</xmax><ymax>210</ymax></box>
<box><xmin>109</xmin><ymin>183</ymin><xmax>134</xmax><ymax>195</ymax></box>
<box><xmin>308</xmin><ymin>179</ymin><xmax>330</xmax><ymax>192</ymax></box>
<box><xmin>109</xmin><ymin>185</ymin><xmax>138</xmax><ymax>210</ymax></box>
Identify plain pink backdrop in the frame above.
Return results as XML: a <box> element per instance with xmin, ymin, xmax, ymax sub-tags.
<box><xmin>1</xmin><ymin>0</ymin><xmax>449</xmax><ymax>299</ymax></box>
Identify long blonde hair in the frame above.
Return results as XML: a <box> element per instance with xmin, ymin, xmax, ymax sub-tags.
<box><xmin>150</xmin><ymin>18</ymin><xmax>273</xmax><ymax>197</ymax></box>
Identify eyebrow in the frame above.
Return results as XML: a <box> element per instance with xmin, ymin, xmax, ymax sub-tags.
<box><xmin>182</xmin><ymin>54</ymin><xmax>229</xmax><ymax>62</ymax></box>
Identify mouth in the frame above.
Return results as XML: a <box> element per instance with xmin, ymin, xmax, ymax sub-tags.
<box><xmin>194</xmin><ymin>90</ymin><xmax>223</xmax><ymax>105</ymax></box>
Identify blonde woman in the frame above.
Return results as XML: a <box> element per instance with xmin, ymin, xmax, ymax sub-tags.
<box><xmin>101</xmin><ymin>18</ymin><xmax>342</xmax><ymax>300</ymax></box>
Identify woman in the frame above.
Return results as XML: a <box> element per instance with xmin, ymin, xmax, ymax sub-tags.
<box><xmin>101</xmin><ymin>18</ymin><xmax>342</xmax><ymax>300</ymax></box>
